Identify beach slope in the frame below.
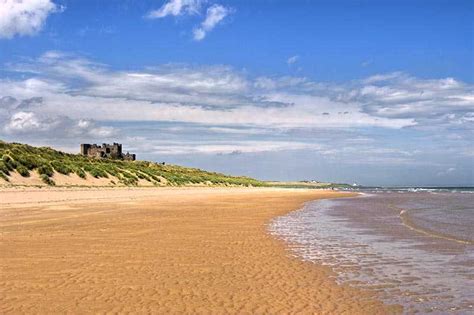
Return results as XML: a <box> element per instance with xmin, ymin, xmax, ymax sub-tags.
<box><xmin>0</xmin><ymin>187</ymin><xmax>400</xmax><ymax>314</ymax></box>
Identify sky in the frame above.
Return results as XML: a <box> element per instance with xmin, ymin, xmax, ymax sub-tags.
<box><xmin>0</xmin><ymin>0</ymin><xmax>473</xmax><ymax>186</ymax></box>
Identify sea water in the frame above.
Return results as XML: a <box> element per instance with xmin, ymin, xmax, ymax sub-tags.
<box><xmin>269</xmin><ymin>189</ymin><xmax>474</xmax><ymax>314</ymax></box>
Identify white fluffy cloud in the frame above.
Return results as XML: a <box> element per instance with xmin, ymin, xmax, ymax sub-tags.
<box><xmin>0</xmin><ymin>0</ymin><xmax>61</xmax><ymax>39</ymax></box>
<box><xmin>193</xmin><ymin>4</ymin><xmax>231</xmax><ymax>41</ymax></box>
<box><xmin>4</xmin><ymin>111</ymin><xmax>44</xmax><ymax>133</ymax></box>
<box><xmin>1</xmin><ymin>51</ymin><xmax>473</xmax><ymax>164</ymax></box>
<box><xmin>3</xmin><ymin>110</ymin><xmax>118</xmax><ymax>138</ymax></box>
<box><xmin>146</xmin><ymin>0</ymin><xmax>202</xmax><ymax>19</ymax></box>
<box><xmin>4</xmin><ymin>52</ymin><xmax>473</xmax><ymax>132</ymax></box>
<box><xmin>337</xmin><ymin>72</ymin><xmax>474</xmax><ymax>130</ymax></box>
<box><xmin>1</xmin><ymin>52</ymin><xmax>415</xmax><ymax>129</ymax></box>
<box><xmin>1</xmin><ymin>95</ymin><xmax>118</xmax><ymax>139</ymax></box>
<box><xmin>2</xmin><ymin>52</ymin><xmax>473</xmax><ymax>185</ymax></box>
<box><xmin>146</xmin><ymin>0</ymin><xmax>233</xmax><ymax>41</ymax></box>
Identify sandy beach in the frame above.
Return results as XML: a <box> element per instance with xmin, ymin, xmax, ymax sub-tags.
<box><xmin>0</xmin><ymin>187</ymin><xmax>401</xmax><ymax>314</ymax></box>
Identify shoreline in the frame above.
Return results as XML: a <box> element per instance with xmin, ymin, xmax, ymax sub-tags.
<box><xmin>0</xmin><ymin>187</ymin><xmax>401</xmax><ymax>314</ymax></box>
<box><xmin>270</xmin><ymin>192</ymin><xmax>474</xmax><ymax>313</ymax></box>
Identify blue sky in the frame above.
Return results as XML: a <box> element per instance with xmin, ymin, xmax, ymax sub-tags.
<box><xmin>0</xmin><ymin>0</ymin><xmax>473</xmax><ymax>186</ymax></box>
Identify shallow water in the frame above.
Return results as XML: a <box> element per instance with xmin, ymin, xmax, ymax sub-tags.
<box><xmin>269</xmin><ymin>190</ymin><xmax>474</xmax><ymax>314</ymax></box>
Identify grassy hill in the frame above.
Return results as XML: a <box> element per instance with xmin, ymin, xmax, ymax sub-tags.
<box><xmin>0</xmin><ymin>140</ymin><xmax>267</xmax><ymax>187</ymax></box>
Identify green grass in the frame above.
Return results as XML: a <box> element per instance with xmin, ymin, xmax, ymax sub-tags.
<box><xmin>75</xmin><ymin>168</ymin><xmax>86</xmax><ymax>179</ymax></box>
<box><xmin>37</xmin><ymin>164</ymin><xmax>54</xmax><ymax>177</ymax></box>
<box><xmin>51</xmin><ymin>161</ymin><xmax>73</xmax><ymax>175</ymax></box>
<box><xmin>16</xmin><ymin>165</ymin><xmax>30</xmax><ymax>177</ymax></box>
<box><xmin>40</xmin><ymin>174</ymin><xmax>56</xmax><ymax>186</ymax></box>
<box><xmin>0</xmin><ymin>160</ymin><xmax>10</xmax><ymax>175</ymax></box>
<box><xmin>0</xmin><ymin>170</ymin><xmax>9</xmax><ymax>182</ymax></box>
<box><xmin>0</xmin><ymin>140</ymin><xmax>268</xmax><ymax>187</ymax></box>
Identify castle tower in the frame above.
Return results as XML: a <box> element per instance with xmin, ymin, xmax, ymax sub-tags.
<box><xmin>80</xmin><ymin>144</ymin><xmax>91</xmax><ymax>155</ymax></box>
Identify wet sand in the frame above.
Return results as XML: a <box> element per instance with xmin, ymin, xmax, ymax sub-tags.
<box><xmin>0</xmin><ymin>187</ymin><xmax>401</xmax><ymax>314</ymax></box>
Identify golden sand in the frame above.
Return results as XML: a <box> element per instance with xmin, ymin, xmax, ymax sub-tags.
<box><xmin>0</xmin><ymin>187</ymin><xmax>401</xmax><ymax>314</ymax></box>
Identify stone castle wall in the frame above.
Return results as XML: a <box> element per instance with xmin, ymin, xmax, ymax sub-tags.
<box><xmin>80</xmin><ymin>143</ymin><xmax>136</xmax><ymax>161</ymax></box>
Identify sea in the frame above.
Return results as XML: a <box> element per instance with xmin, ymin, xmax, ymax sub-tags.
<box><xmin>269</xmin><ymin>188</ymin><xmax>474</xmax><ymax>314</ymax></box>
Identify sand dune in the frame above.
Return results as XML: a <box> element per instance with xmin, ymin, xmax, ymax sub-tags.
<box><xmin>0</xmin><ymin>170</ymin><xmax>159</xmax><ymax>187</ymax></box>
<box><xmin>0</xmin><ymin>187</ymin><xmax>401</xmax><ymax>314</ymax></box>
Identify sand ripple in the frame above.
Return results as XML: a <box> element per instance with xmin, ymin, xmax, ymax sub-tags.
<box><xmin>0</xmin><ymin>188</ymin><xmax>399</xmax><ymax>314</ymax></box>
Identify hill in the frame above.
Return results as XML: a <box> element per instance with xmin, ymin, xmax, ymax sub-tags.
<box><xmin>0</xmin><ymin>140</ymin><xmax>266</xmax><ymax>187</ymax></box>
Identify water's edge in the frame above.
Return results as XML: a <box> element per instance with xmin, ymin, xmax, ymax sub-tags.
<box><xmin>268</xmin><ymin>191</ymin><xmax>474</xmax><ymax>314</ymax></box>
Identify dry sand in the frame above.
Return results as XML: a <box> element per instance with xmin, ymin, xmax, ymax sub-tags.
<box><xmin>0</xmin><ymin>187</ymin><xmax>401</xmax><ymax>314</ymax></box>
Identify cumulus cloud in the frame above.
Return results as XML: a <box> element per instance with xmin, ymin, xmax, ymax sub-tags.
<box><xmin>146</xmin><ymin>1</ymin><xmax>233</xmax><ymax>41</ymax></box>
<box><xmin>1</xmin><ymin>51</ymin><xmax>473</xmax><ymax>180</ymax></box>
<box><xmin>4</xmin><ymin>52</ymin><xmax>473</xmax><ymax>133</ymax></box>
<box><xmin>0</xmin><ymin>95</ymin><xmax>118</xmax><ymax>139</ymax></box>
<box><xmin>4</xmin><ymin>111</ymin><xmax>45</xmax><ymax>133</ymax></box>
<box><xmin>146</xmin><ymin>0</ymin><xmax>203</xmax><ymax>19</ymax></box>
<box><xmin>0</xmin><ymin>0</ymin><xmax>62</xmax><ymax>39</ymax></box>
<box><xmin>339</xmin><ymin>72</ymin><xmax>474</xmax><ymax>130</ymax></box>
<box><xmin>193</xmin><ymin>4</ymin><xmax>231</xmax><ymax>41</ymax></box>
<box><xmin>2</xmin><ymin>110</ymin><xmax>118</xmax><ymax>138</ymax></box>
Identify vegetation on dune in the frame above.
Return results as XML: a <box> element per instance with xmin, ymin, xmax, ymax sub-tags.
<box><xmin>0</xmin><ymin>140</ymin><xmax>267</xmax><ymax>187</ymax></box>
<box><xmin>0</xmin><ymin>169</ymin><xmax>9</xmax><ymax>182</ymax></box>
<box><xmin>40</xmin><ymin>173</ymin><xmax>56</xmax><ymax>186</ymax></box>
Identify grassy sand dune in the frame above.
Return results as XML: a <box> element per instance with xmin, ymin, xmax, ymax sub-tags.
<box><xmin>0</xmin><ymin>141</ymin><xmax>265</xmax><ymax>187</ymax></box>
<box><xmin>0</xmin><ymin>187</ymin><xmax>401</xmax><ymax>314</ymax></box>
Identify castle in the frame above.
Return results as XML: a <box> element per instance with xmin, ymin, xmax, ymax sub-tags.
<box><xmin>80</xmin><ymin>143</ymin><xmax>136</xmax><ymax>161</ymax></box>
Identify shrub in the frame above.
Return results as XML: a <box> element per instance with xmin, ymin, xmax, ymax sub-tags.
<box><xmin>40</xmin><ymin>174</ymin><xmax>55</xmax><ymax>186</ymax></box>
<box><xmin>51</xmin><ymin>161</ymin><xmax>72</xmax><ymax>175</ymax></box>
<box><xmin>2</xmin><ymin>155</ymin><xmax>17</xmax><ymax>170</ymax></box>
<box><xmin>139</xmin><ymin>169</ymin><xmax>162</xmax><ymax>183</ymax></box>
<box><xmin>135</xmin><ymin>171</ymin><xmax>149</xmax><ymax>180</ymax></box>
<box><xmin>16</xmin><ymin>165</ymin><xmax>30</xmax><ymax>177</ymax></box>
<box><xmin>121</xmin><ymin>170</ymin><xmax>138</xmax><ymax>180</ymax></box>
<box><xmin>102</xmin><ymin>164</ymin><xmax>120</xmax><ymax>177</ymax></box>
<box><xmin>15</xmin><ymin>155</ymin><xmax>38</xmax><ymax>170</ymax></box>
<box><xmin>84</xmin><ymin>165</ymin><xmax>108</xmax><ymax>178</ymax></box>
<box><xmin>120</xmin><ymin>177</ymin><xmax>138</xmax><ymax>186</ymax></box>
<box><xmin>37</xmin><ymin>164</ymin><xmax>54</xmax><ymax>177</ymax></box>
<box><xmin>0</xmin><ymin>160</ymin><xmax>10</xmax><ymax>175</ymax></box>
<box><xmin>0</xmin><ymin>171</ymin><xmax>9</xmax><ymax>182</ymax></box>
<box><xmin>75</xmin><ymin>168</ymin><xmax>86</xmax><ymax>179</ymax></box>
<box><xmin>148</xmin><ymin>174</ymin><xmax>162</xmax><ymax>183</ymax></box>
